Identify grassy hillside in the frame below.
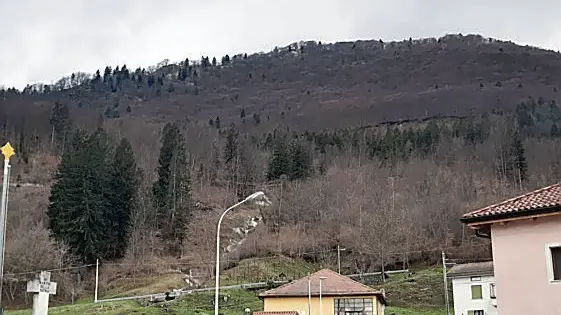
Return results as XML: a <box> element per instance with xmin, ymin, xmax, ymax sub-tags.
<box><xmin>101</xmin><ymin>274</ymin><xmax>187</xmax><ymax>299</ymax></box>
<box><xmin>8</xmin><ymin>291</ymin><xmax>444</xmax><ymax>315</ymax></box>
<box><xmin>219</xmin><ymin>255</ymin><xmax>318</xmax><ymax>285</ymax></box>
<box><xmin>7</xmin><ymin>290</ymin><xmax>261</xmax><ymax>315</ymax></box>
<box><xmin>7</xmin><ymin>258</ymin><xmax>447</xmax><ymax>315</ymax></box>
<box><xmin>373</xmin><ymin>267</ymin><xmax>448</xmax><ymax>310</ymax></box>
<box><xmin>7</xmin><ymin>282</ymin><xmax>444</xmax><ymax>315</ymax></box>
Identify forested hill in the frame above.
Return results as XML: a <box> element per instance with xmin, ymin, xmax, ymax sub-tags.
<box><xmin>3</xmin><ymin>33</ymin><xmax>561</xmax><ymax>132</ymax></box>
<box><xmin>1</xmin><ymin>33</ymin><xmax>561</xmax><ymax>307</ymax></box>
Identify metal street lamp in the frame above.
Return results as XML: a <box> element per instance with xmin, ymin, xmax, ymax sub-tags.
<box><xmin>319</xmin><ymin>276</ymin><xmax>327</xmax><ymax>315</ymax></box>
<box><xmin>214</xmin><ymin>191</ymin><xmax>271</xmax><ymax>315</ymax></box>
<box><xmin>307</xmin><ymin>276</ymin><xmax>311</xmax><ymax>315</ymax></box>
<box><xmin>0</xmin><ymin>143</ymin><xmax>14</xmax><ymax>315</ymax></box>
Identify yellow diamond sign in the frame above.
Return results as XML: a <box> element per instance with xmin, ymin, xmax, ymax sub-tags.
<box><xmin>1</xmin><ymin>142</ymin><xmax>15</xmax><ymax>161</ymax></box>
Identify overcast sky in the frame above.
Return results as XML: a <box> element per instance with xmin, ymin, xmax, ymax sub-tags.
<box><xmin>0</xmin><ymin>0</ymin><xmax>558</xmax><ymax>89</ymax></box>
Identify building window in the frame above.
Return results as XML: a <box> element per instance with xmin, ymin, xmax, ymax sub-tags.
<box><xmin>467</xmin><ymin>311</ymin><xmax>484</xmax><ymax>315</ymax></box>
<box><xmin>550</xmin><ymin>246</ymin><xmax>561</xmax><ymax>281</ymax></box>
<box><xmin>334</xmin><ymin>298</ymin><xmax>373</xmax><ymax>315</ymax></box>
<box><xmin>471</xmin><ymin>285</ymin><xmax>482</xmax><ymax>300</ymax></box>
<box><xmin>490</xmin><ymin>283</ymin><xmax>496</xmax><ymax>299</ymax></box>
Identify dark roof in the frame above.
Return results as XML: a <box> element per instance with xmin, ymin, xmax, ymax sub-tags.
<box><xmin>447</xmin><ymin>261</ymin><xmax>494</xmax><ymax>278</ymax></box>
<box><xmin>461</xmin><ymin>183</ymin><xmax>561</xmax><ymax>223</ymax></box>
<box><xmin>259</xmin><ymin>269</ymin><xmax>386</xmax><ymax>305</ymax></box>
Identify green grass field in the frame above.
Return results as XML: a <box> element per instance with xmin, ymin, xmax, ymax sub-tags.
<box><xmin>386</xmin><ymin>306</ymin><xmax>444</xmax><ymax>315</ymax></box>
<box><xmin>6</xmin><ymin>257</ymin><xmax>447</xmax><ymax>315</ymax></box>
<box><xmin>6</xmin><ymin>290</ymin><xmax>444</xmax><ymax>315</ymax></box>
<box><xmin>7</xmin><ymin>289</ymin><xmax>262</xmax><ymax>315</ymax></box>
<box><xmin>372</xmin><ymin>266</ymin><xmax>449</xmax><ymax>309</ymax></box>
<box><xmin>218</xmin><ymin>255</ymin><xmax>318</xmax><ymax>286</ymax></box>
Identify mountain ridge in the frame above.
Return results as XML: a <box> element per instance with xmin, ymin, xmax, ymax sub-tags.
<box><xmin>3</xmin><ymin>33</ymin><xmax>561</xmax><ymax>131</ymax></box>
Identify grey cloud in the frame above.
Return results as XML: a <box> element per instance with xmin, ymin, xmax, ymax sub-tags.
<box><xmin>0</xmin><ymin>0</ymin><xmax>558</xmax><ymax>89</ymax></box>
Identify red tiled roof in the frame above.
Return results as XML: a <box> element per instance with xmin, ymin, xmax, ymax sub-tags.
<box><xmin>254</xmin><ymin>312</ymin><xmax>298</xmax><ymax>315</ymax></box>
<box><xmin>259</xmin><ymin>269</ymin><xmax>385</xmax><ymax>304</ymax></box>
<box><xmin>462</xmin><ymin>183</ymin><xmax>561</xmax><ymax>222</ymax></box>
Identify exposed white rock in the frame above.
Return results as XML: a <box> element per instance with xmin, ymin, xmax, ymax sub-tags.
<box><xmin>226</xmin><ymin>215</ymin><xmax>262</xmax><ymax>253</ymax></box>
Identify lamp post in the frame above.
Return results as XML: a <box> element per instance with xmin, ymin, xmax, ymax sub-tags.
<box><xmin>0</xmin><ymin>142</ymin><xmax>14</xmax><ymax>314</ymax></box>
<box><xmin>442</xmin><ymin>251</ymin><xmax>452</xmax><ymax>315</ymax></box>
<box><xmin>307</xmin><ymin>276</ymin><xmax>311</xmax><ymax>315</ymax></box>
<box><xmin>319</xmin><ymin>276</ymin><xmax>327</xmax><ymax>315</ymax></box>
<box><xmin>214</xmin><ymin>191</ymin><xmax>271</xmax><ymax>315</ymax></box>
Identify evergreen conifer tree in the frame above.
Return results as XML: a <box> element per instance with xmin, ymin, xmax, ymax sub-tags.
<box><xmin>236</xmin><ymin>142</ymin><xmax>255</xmax><ymax>200</ymax></box>
<box><xmin>47</xmin><ymin>129</ymin><xmax>113</xmax><ymax>262</ymax></box>
<box><xmin>551</xmin><ymin>124</ymin><xmax>560</xmax><ymax>137</ymax></box>
<box><xmin>224</xmin><ymin>125</ymin><xmax>238</xmax><ymax>165</ymax></box>
<box><xmin>223</xmin><ymin>124</ymin><xmax>239</xmax><ymax>195</ymax></box>
<box><xmin>288</xmin><ymin>139</ymin><xmax>312</xmax><ymax>180</ymax></box>
<box><xmin>49</xmin><ymin>102</ymin><xmax>72</xmax><ymax>153</ymax></box>
<box><xmin>510</xmin><ymin>128</ymin><xmax>528</xmax><ymax>185</ymax></box>
<box><xmin>108</xmin><ymin>138</ymin><xmax>139</xmax><ymax>258</ymax></box>
<box><xmin>496</xmin><ymin>119</ymin><xmax>529</xmax><ymax>187</ymax></box>
<box><xmin>267</xmin><ymin>135</ymin><xmax>290</xmax><ymax>180</ymax></box>
<box><xmin>152</xmin><ymin>123</ymin><xmax>192</xmax><ymax>255</ymax></box>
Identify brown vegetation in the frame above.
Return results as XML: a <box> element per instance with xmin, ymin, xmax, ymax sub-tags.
<box><xmin>1</xmin><ymin>33</ymin><xmax>561</xmax><ymax>307</ymax></box>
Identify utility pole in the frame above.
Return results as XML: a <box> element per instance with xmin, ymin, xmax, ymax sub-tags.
<box><xmin>94</xmin><ymin>259</ymin><xmax>99</xmax><ymax>303</ymax></box>
<box><xmin>0</xmin><ymin>142</ymin><xmax>14</xmax><ymax>315</ymax></box>
<box><xmin>381</xmin><ymin>252</ymin><xmax>385</xmax><ymax>283</ymax></box>
<box><xmin>337</xmin><ymin>245</ymin><xmax>346</xmax><ymax>274</ymax></box>
<box><xmin>442</xmin><ymin>251</ymin><xmax>451</xmax><ymax>315</ymax></box>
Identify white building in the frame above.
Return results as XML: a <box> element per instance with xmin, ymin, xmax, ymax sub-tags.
<box><xmin>448</xmin><ymin>261</ymin><xmax>497</xmax><ymax>315</ymax></box>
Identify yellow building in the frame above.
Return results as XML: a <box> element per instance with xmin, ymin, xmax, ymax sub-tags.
<box><xmin>256</xmin><ymin>269</ymin><xmax>386</xmax><ymax>315</ymax></box>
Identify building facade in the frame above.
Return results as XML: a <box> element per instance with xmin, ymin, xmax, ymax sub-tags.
<box><xmin>258</xmin><ymin>269</ymin><xmax>386</xmax><ymax>315</ymax></box>
<box><xmin>448</xmin><ymin>261</ymin><xmax>497</xmax><ymax>315</ymax></box>
<box><xmin>461</xmin><ymin>183</ymin><xmax>561</xmax><ymax>315</ymax></box>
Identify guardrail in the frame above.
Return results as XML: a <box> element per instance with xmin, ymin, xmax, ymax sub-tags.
<box><xmin>95</xmin><ymin>281</ymin><xmax>289</xmax><ymax>303</ymax></box>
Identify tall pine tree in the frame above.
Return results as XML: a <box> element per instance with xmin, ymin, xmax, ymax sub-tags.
<box><xmin>267</xmin><ymin>135</ymin><xmax>290</xmax><ymax>180</ymax></box>
<box><xmin>509</xmin><ymin>128</ymin><xmax>528</xmax><ymax>187</ymax></box>
<box><xmin>223</xmin><ymin>124</ymin><xmax>239</xmax><ymax>195</ymax></box>
<box><xmin>47</xmin><ymin>129</ymin><xmax>113</xmax><ymax>262</ymax></box>
<box><xmin>152</xmin><ymin>122</ymin><xmax>192</xmax><ymax>255</ymax></box>
<box><xmin>288</xmin><ymin>139</ymin><xmax>312</xmax><ymax>180</ymax></box>
<box><xmin>107</xmin><ymin>138</ymin><xmax>139</xmax><ymax>258</ymax></box>
<box><xmin>236</xmin><ymin>141</ymin><xmax>256</xmax><ymax>200</ymax></box>
<box><xmin>49</xmin><ymin>102</ymin><xmax>72</xmax><ymax>153</ymax></box>
<box><xmin>495</xmin><ymin>119</ymin><xmax>528</xmax><ymax>188</ymax></box>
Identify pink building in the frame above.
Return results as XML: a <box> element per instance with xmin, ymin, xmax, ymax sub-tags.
<box><xmin>461</xmin><ymin>183</ymin><xmax>561</xmax><ymax>315</ymax></box>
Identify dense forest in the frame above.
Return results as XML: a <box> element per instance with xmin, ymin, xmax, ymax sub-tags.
<box><xmin>1</xmin><ymin>33</ymin><xmax>561</xmax><ymax>305</ymax></box>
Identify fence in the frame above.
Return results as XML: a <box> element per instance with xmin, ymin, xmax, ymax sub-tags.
<box><xmin>95</xmin><ymin>269</ymin><xmax>410</xmax><ymax>304</ymax></box>
<box><xmin>2</xmin><ymin>243</ymin><xmax>491</xmax><ymax>309</ymax></box>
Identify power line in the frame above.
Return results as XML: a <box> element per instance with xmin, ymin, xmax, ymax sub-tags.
<box><xmin>3</xmin><ymin>244</ymin><xmax>490</xmax><ymax>279</ymax></box>
<box><xmin>446</xmin><ymin>257</ymin><xmax>493</xmax><ymax>262</ymax></box>
<box><xmin>342</xmin><ymin>243</ymin><xmax>489</xmax><ymax>257</ymax></box>
<box><xmin>6</xmin><ymin>264</ymin><xmax>96</xmax><ymax>277</ymax></box>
